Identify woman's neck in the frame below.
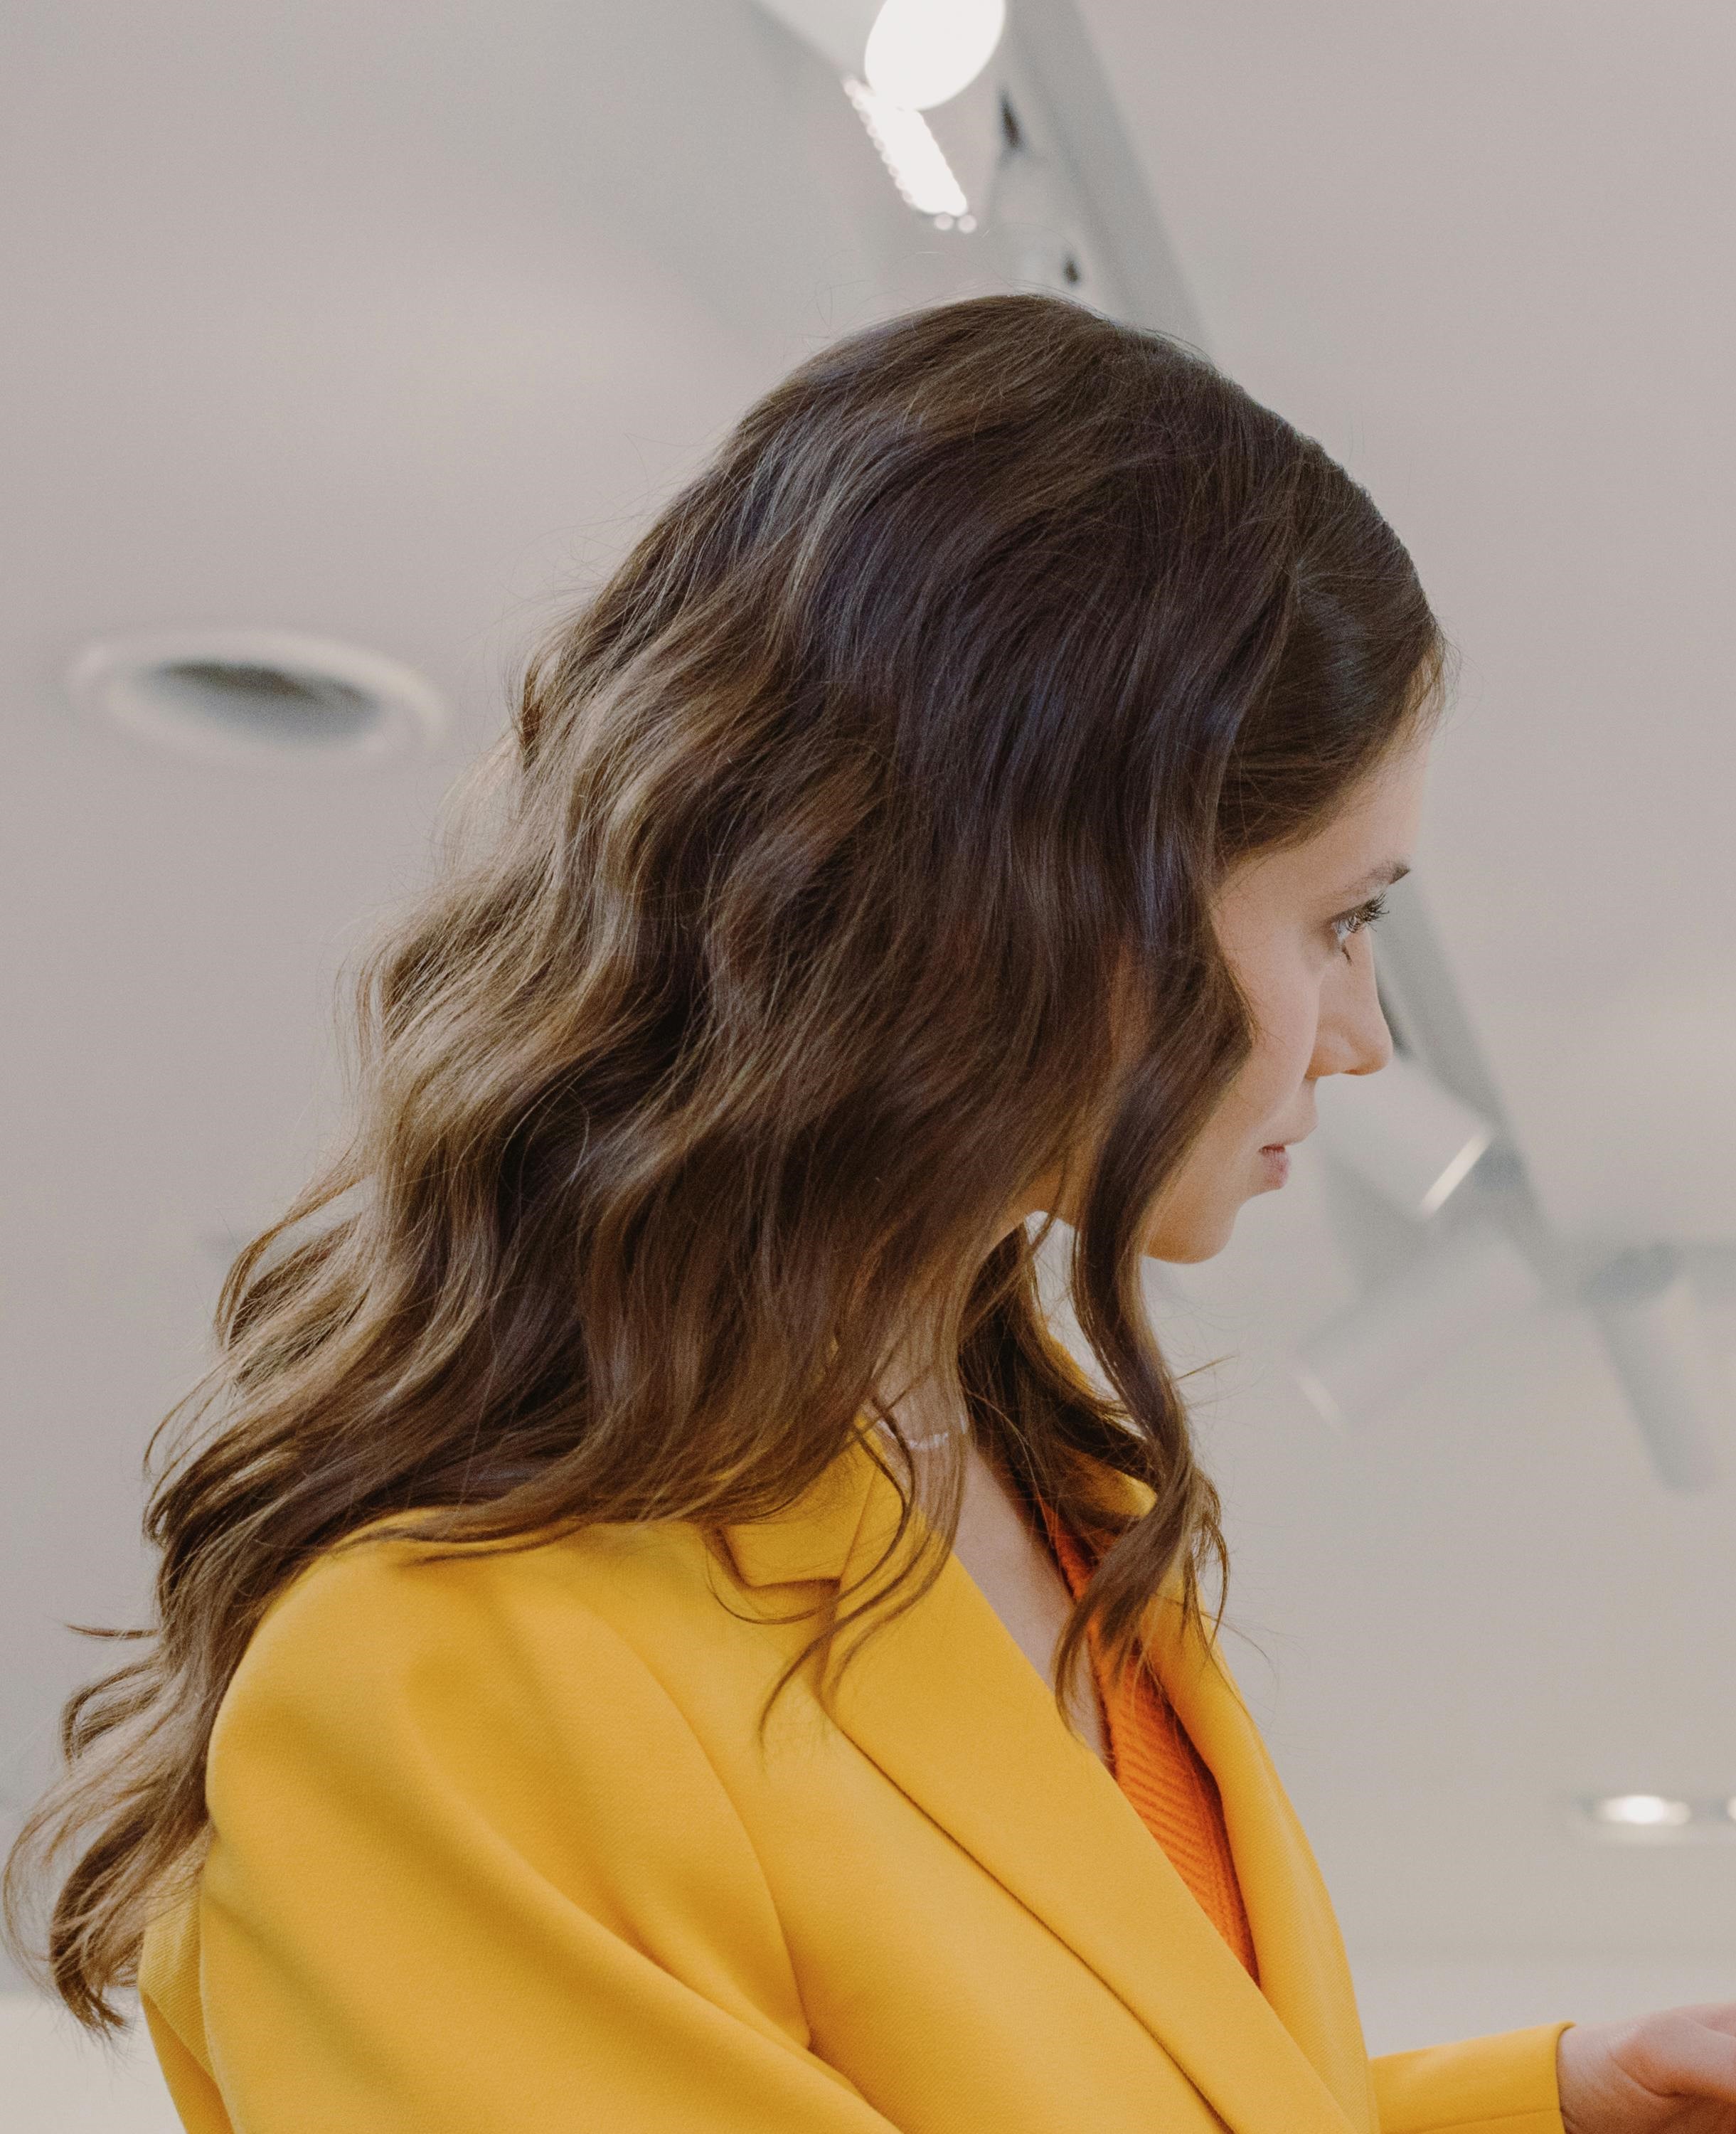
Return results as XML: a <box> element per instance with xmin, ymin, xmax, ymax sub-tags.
<box><xmin>875</xmin><ymin>1369</ymin><xmax>1109</xmax><ymax>1768</ymax></box>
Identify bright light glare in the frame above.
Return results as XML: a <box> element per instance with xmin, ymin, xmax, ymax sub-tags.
<box><xmin>863</xmin><ymin>0</ymin><xmax>1006</xmax><ymax>111</ymax></box>
<box><xmin>1589</xmin><ymin>1793</ymin><xmax>1693</xmax><ymax>1828</ymax></box>
<box><xmin>1418</xmin><ymin>1123</ymin><xmax>1496</xmax><ymax>1217</ymax></box>
<box><xmin>843</xmin><ymin>79</ymin><xmax>967</xmax><ymax>217</ymax></box>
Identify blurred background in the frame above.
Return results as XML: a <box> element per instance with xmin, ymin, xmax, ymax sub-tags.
<box><xmin>6</xmin><ymin>1</ymin><xmax>1736</xmax><ymax>2122</ymax></box>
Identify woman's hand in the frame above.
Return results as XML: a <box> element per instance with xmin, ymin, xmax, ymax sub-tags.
<box><xmin>1558</xmin><ymin>2007</ymin><xmax>1736</xmax><ymax>2134</ymax></box>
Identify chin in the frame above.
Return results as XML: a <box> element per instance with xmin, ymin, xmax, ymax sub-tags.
<box><xmin>1139</xmin><ymin>1202</ymin><xmax>1239</xmax><ymax>1265</ymax></box>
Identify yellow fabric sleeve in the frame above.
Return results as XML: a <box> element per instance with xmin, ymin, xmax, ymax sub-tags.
<box><xmin>169</xmin><ymin>1538</ymin><xmax>899</xmax><ymax>2134</ymax></box>
<box><xmin>1373</xmin><ymin>2022</ymin><xmax>1572</xmax><ymax>2134</ymax></box>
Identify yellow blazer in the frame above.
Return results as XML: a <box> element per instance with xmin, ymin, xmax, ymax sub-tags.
<box><xmin>141</xmin><ymin>1434</ymin><xmax>1567</xmax><ymax>2132</ymax></box>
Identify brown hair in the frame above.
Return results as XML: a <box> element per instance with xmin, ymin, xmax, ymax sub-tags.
<box><xmin>6</xmin><ymin>291</ymin><xmax>1443</xmax><ymax>2027</ymax></box>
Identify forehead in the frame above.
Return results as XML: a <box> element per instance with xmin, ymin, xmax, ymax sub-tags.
<box><xmin>1218</xmin><ymin>736</ymin><xmax>1432</xmax><ymax>905</ymax></box>
<box><xmin>1309</xmin><ymin>744</ymin><xmax>1427</xmax><ymax>872</ymax></box>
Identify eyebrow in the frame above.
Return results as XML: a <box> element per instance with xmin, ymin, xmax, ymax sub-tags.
<box><xmin>1338</xmin><ymin>860</ymin><xmax>1412</xmax><ymax>899</ymax></box>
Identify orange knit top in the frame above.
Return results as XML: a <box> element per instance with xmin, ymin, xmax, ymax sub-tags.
<box><xmin>1040</xmin><ymin>1505</ymin><xmax>1260</xmax><ymax>1982</ymax></box>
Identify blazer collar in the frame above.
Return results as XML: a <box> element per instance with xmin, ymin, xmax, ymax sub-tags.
<box><xmin>718</xmin><ymin>1428</ymin><xmax>898</xmax><ymax>1588</ymax></box>
<box><xmin>720</xmin><ymin>1433</ymin><xmax>1373</xmax><ymax>2134</ymax></box>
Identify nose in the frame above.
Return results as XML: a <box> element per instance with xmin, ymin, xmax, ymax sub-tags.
<box><xmin>1310</xmin><ymin>938</ymin><xmax>1393</xmax><ymax>1083</ymax></box>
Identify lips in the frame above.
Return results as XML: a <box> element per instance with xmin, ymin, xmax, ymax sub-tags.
<box><xmin>1260</xmin><ymin>1127</ymin><xmax>1315</xmax><ymax>1152</ymax></box>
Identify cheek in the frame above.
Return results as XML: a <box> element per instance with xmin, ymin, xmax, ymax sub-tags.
<box><xmin>1132</xmin><ymin>951</ymin><xmax>1323</xmax><ymax>1259</ymax></box>
<box><xmin>1230</xmin><ymin>972</ymin><xmax>1319</xmax><ymax>1120</ymax></box>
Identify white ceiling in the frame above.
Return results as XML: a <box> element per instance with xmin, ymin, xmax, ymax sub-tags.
<box><xmin>5</xmin><ymin>0</ymin><xmax>1735</xmax><ymax>1999</ymax></box>
<box><xmin>1080</xmin><ymin>0</ymin><xmax>1736</xmax><ymax>1968</ymax></box>
<box><xmin>1082</xmin><ymin>0</ymin><xmax>1736</xmax><ymax>1251</ymax></box>
<box><xmin>1</xmin><ymin>0</ymin><xmax>982</xmax><ymax>1845</ymax></box>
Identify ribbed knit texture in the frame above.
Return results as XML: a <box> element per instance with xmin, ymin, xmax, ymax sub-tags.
<box><xmin>1041</xmin><ymin>1504</ymin><xmax>1260</xmax><ymax>1982</ymax></box>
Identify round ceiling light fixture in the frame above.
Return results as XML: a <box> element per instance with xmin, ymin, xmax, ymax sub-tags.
<box><xmin>755</xmin><ymin>0</ymin><xmax>1006</xmax><ymax>110</ymax></box>
<box><xmin>64</xmin><ymin>628</ymin><xmax>447</xmax><ymax>765</ymax></box>
<box><xmin>863</xmin><ymin>0</ymin><xmax>1005</xmax><ymax>110</ymax></box>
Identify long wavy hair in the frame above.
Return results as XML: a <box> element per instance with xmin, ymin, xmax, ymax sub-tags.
<box><xmin>8</xmin><ymin>292</ymin><xmax>1443</xmax><ymax>2027</ymax></box>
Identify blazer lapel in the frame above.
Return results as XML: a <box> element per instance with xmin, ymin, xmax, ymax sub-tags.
<box><xmin>723</xmin><ymin>1436</ymin><xmax>1367</xmax><ymax>2134</ymax></box>
<box><xmin>1151</xmin><ymin>1592</ymin><xmax>1374</xmax><ymax>2133</ymax></box>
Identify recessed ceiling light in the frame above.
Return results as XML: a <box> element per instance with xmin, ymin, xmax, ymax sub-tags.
<box><xmin>1585</xmin><ymin>1793</ymin><xmax>1693</xmax><ymax>1830</ymax></box>
<box><xmin>64</xmin><ymin>628</ymin><xmax>446</xmax><ymax>765</ymax></box>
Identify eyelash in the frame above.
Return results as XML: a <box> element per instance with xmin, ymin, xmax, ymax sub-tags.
<box><xmin>1331</xmin><ymin>891</ymin><xmax>1389</xmax><ymax>955</ymax></box>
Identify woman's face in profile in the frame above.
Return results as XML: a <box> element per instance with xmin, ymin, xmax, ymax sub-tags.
<box><xmin>1150</xmin><ymin>730</ymin><xmax>1432</xmax><ymax>1260</ymax></box>
<box><xmin>1022</xmin><ymin>730</ymin><xmax>1433</xmax><ymax>1263</ymax></box>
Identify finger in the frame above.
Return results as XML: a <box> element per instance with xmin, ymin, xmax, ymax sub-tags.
<box><xmin>1624</xmin><ymin>2012</ymin><xmax>1736</xmax><ymax>2106</ymax></box>
<box><xmin>1669</xmin><ymin>2004</ymin><xmax>1736</xmax><ymax>2040</ymax></box>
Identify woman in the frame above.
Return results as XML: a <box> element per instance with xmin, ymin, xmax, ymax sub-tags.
<box><xmin>9</xmin><ymin>294</ymin><xmax>1735</xmax><ymax>2133</ymax></box>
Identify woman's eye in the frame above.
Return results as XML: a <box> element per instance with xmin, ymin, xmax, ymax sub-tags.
<box><xmin>1331</xmin><ymin>891</ymin><xmax>1389</xmax><ymax>952</ymax></box>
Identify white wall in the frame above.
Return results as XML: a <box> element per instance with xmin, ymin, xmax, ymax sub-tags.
<box><xmin>1356</xmin><ymin>1956</ymin><xmax>1736</xmax><ymax>2056</ymax></box>
<box><xmin>1</xmin><ymin>1996</ymin><xmax>179</xmax><ymax>2134</ymax></box>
